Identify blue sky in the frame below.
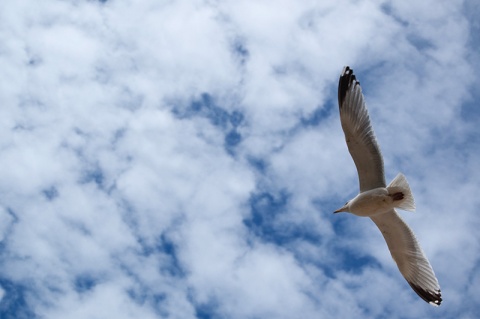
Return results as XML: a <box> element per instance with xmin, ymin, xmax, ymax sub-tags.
<box><xmin>1</xmin><ymin>0</ymin><xmax>479</xmax><ymax>318</ymax></box>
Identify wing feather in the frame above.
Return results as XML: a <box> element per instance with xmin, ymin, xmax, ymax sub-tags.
<box><xmin>338</xmin><ymin>66</ymin><xmax>385</xmax><ymax>191</ymax></box>
<box><xmin>371</xmin><ymin>210</ymin><xmax>442</xmax><ymax>306</ymax></box>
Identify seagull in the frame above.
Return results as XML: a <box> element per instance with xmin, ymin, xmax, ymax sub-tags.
<box><xmin>334</xmin><ymin>66</ymin><xmax>442</xmax><ymax>306</ymax></box>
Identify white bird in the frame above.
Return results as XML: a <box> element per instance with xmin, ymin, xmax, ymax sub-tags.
<box><xmin>334</xmin><ymin>66</ymin><xmax>442</xmax><ymax>306</ymax></box>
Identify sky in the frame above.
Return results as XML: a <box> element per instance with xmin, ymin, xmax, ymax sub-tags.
<box><xmin>1</xmin><ymin>0</ymin><xmax>479</xmax><ymax>318</ymax></box>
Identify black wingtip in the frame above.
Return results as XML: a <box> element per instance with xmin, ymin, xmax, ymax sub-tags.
<box><xmin>338</xmin><ymin>66</ymin><xmax>357</xmax><ymax>108</ymax></box>
<box><xmin>408</xmin><ymin>282</ymin><xmax>442</xmax><ymax>306</ymax></box>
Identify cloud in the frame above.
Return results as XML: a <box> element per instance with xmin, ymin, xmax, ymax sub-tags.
<box><xmin>0</xmin><ymin>0</ymin><xmax>479</xmax><ymax>318</ymax></box>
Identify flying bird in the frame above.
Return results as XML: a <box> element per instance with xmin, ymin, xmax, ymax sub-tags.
<box><xmin>335</xmin><ymin>66</ymin><xmax>442</xmax><ymax>306</ymax></box>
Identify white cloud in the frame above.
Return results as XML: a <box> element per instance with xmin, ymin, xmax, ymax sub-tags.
<box><xmin>0</xmin><ymin>0</ymin><xmax>479</xmax><ymax>318</ymax></box>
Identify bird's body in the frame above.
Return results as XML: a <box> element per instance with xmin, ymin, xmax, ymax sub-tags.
<box><xmin>336</xmin><ymin>172</ymin><xmax>415</xmax><ymax>217</ymax></box>
<box><xmin>345</xmin><ymin>187</ymin><xmax>393</xmax><ymax>217</ymax></box>
<box><xmin>336</xmin><ymin>66</ymin><xmax>442</xmax><ymax>306</ymax></box>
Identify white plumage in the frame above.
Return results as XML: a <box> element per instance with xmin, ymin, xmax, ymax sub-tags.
<box><xmin>335</xmin><ymin>66</ymin><xmax>442</xmax><ymax>306</ymax></box>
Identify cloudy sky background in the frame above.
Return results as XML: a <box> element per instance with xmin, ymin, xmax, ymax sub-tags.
<box><xmin>1</xmin><ymin>0</ymin><xmax>479</xmax><ymax>318</ymax></box>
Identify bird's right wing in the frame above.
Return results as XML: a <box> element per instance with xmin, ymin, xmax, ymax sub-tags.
<box><xmin>338</xmin><ymin>66</ymin><xmax>385</xmax><ymax>191</ymax></box>
<box><xmin>370</xmin><ymin>210</ymin><xmax>442</xmax><ymax>306</ymax></box>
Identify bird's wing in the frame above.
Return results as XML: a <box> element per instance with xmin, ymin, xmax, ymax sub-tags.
<box><xmin>338</xmin><ymin>66</ymin><xmax>385</xmax><ymax>191</ymax></box>
<box><xmin>370</xmin><ymin>210</ymin><xmax>442</xmax><ymax>306</ymax></box>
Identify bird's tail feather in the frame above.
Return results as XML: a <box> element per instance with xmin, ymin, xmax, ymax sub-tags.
<box><xmin>387</xmin><ymin>173</ymin><xmax>416</xmax><ymax>212</ymax></box>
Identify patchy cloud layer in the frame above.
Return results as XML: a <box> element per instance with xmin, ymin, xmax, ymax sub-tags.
<box><xmin>0</xmin><ymin>0</ymin><xmax>479</xmax><ymax>318</ymax></box>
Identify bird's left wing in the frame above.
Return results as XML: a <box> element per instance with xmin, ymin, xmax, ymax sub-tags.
<box><xmin>370</xmin><ymin>210</ymin><xmax>442</xmax><ymax>306</ymax></box>
<box><xmin>338</xmin><ymin>66</ymin><xmax>385</xmax><ymax>191</ymax></box>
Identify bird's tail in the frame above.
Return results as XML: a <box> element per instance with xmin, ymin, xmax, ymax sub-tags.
<box><xmin>387</xmin><ymin>173</ymin><xmax>416</xmax><ymax>212</ymax></box>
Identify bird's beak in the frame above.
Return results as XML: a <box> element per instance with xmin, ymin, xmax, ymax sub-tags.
<box><xmin>333</xmin><ymin>206</ymin><xmax>347</xmax><ymax>214</ymax></box>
